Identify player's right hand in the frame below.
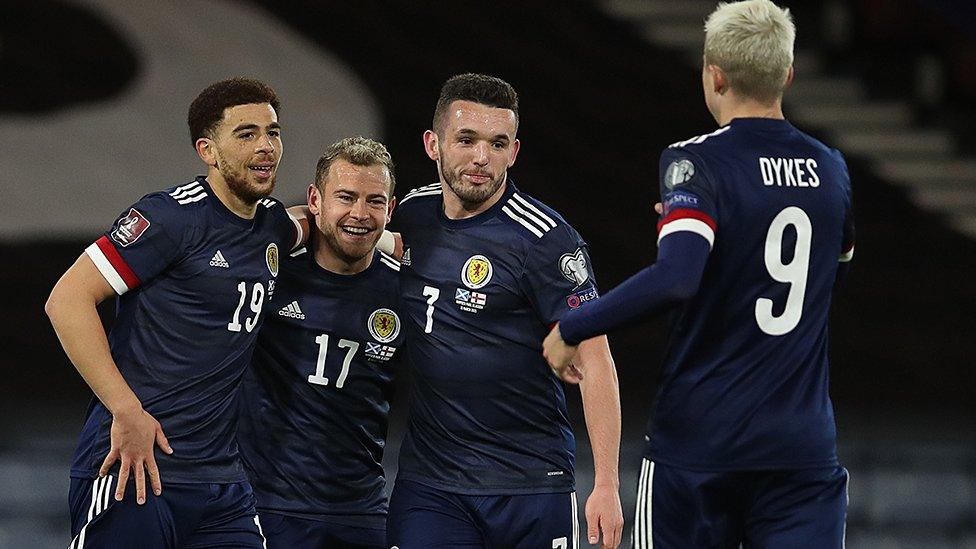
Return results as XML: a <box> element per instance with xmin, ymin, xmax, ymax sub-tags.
<box><xmin>542</xmin><ymin>323</ymin><xmax>584</xmax><ymax>384</ymax></box>
<box><xmin>98</xmin><ymin>406</ymin><xmax>173</xmax><ymax>505</ymax></box>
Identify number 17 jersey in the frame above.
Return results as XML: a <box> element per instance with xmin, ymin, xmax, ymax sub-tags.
<box><xmin>650</xmin><ymin>118</ymin><xmax>855</xmax><ymax>471</ymax></box>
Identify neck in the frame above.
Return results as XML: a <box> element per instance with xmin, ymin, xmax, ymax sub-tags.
<box><xmin>441</xmin><ymin>178</ymin><xmax>508</xmax><ymax>220</ymax></box>
<box><xmin>313</xmin><ymin>240</ymin><xmax>373</xmax><ymax>275</ymax></box>
<box><xmin>715</xmin><ymin>96</ymin><xmax>785</xmax><ymax>127</ymax></box>
<box><xmin>206</xmin><ymin>170</ymin><xmax>257</xmax><ymax>219</ymax></box>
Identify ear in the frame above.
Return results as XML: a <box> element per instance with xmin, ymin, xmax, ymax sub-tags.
<box><xmin>386</xmin><ymin>196</ymin><xmax>397</xmax><ymax>224</ymax></box>
<box><xmin>784</xmin><ymin>66</ymin><xmax>795</xmax><ymax>89</ymax></box>
<box><xmin>307</xmin><ymin>183</ymin><xmax>322</xmax><ymax>215</ymax></box>
<box><xmin>708</xmin><ymin>64</ymin><xmax>727</xmax><ymax>94</ymax></box>
<box><xmin>195</xmin><ymin>138</ymin><xmax>217</xmax><ymax>167</ymax></box>
<box><xmin>508</xmin><ymin>139</ymin><xmax>521</xmax><ymax>168</ymax></box>
<box><xmin>423</xmin><ymin>130</ymin><xmax>439</xmax><ymax>161</ymax></box>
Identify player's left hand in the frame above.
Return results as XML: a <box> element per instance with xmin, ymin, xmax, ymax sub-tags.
<box><xmin>542</xmin><ymin>323</ymin><xmax>582</xmax><ymax>383</ymax></box>
<box><xmin>585</xmin><ymin>483</ymin><xmax>624</xmax><ymax>548</ymax></box>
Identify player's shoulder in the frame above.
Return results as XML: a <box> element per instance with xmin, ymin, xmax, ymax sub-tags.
<box><xmin>398</xmin><ymin>182</ymin><xmax>443</xmax><ymax>209</ymax></box>
<box><xmin>666</xmin><ymin>126</ymin><xmax>733</xmax><ymax>155</ymax></box>
<box><xmin>498</xmin><ymin>187</ymin><xmax>581</xmax><ymax>246</ymax></box>
<box><xmin>157</xmin><ymin>178</ymin><xmax>212</xmax><ymax>209</ymax></box>
<box><xmin>116</xmin><ymin>179</ymin><xmax>211</xmax><ymax>231</ymax></box>
<box><xmin>256</xmin><ymin>196</ymin><xmax>286</xmax><ymax>212</ymax></box>
<box><xmin>792</xmin><ymin>128</ymin><xmax>848</xmax><ymax>167</ymax></box>
<box><xmin>375</xmin><ymin>250</ymin><xmax>401</xmax><ymax>275</ymax></box>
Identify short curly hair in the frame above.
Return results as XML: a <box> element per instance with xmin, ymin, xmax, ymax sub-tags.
<box><xmin>187</xmin><ymin>77</ymin><xmax>280</xmax><ymax>146</ymax></box>
<box><xmin>432</xmin><ymin>73</ymin><xmax>519</xmax><ymax>134</ymax></box>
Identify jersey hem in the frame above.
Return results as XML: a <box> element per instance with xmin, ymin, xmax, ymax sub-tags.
<box><xmin>395</xmin><ymin>472</ymin><xmax>575</xmax><ymax>496</ymax></box>
<box><xmin>256</xmin><ymin>508</ymin><xmax>386</xmax><ymax>529</ymax></box>
<box><xmin>70</xmin><ymin>469</ymin><xmax>248</xmax><ymax>484</ymax></box>
<box><xmin>643</xmin><ymin>451</ymin><xmax>839</xmax><ymax>472</ymax></box>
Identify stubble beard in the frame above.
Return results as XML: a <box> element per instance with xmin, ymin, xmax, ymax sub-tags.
<box><xmin>318</xmin><ymin>221</ymin><xmax>377</xmax><ymax>265</ymax></box>
<box><xmin>440</xmin><ymin>148</ymin><xmax>505</xmax><ymax>209</ymax></box>
<box><xmin>215</xmin><ymin>154</ymin><xmax>276</xmax><ymax>205</ymax></box>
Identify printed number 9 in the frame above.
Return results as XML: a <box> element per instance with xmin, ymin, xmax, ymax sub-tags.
<box><xmin>755</xmin><ymin>206</ymin><xmax>811</xmax><ymax>336</ymax></box>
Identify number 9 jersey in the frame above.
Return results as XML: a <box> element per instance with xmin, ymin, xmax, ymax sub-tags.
<box><xmin>71</xmin><ymin>177</ymin><xmax>301</xmax><ymax>484</ymax></box>
<box><xmin>650</xmin><ymin>118</ymin><xmax>855</xmax><ymax>471</ymax></box>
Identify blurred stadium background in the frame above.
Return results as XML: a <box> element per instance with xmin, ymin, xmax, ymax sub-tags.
<box><xmin>1</xmin><ymin>1</ymin><xmax>973</xmax><ymax>547</ymax></box>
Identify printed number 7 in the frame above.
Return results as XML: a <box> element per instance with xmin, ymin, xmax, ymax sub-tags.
<box><xmin>423</xmin><ymin>286</ymin><xmax>439</xmax><ymax>334</ymax></box>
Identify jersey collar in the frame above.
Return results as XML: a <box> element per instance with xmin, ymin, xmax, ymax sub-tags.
<box><xmin>437</xmin><ymin>178</ymin><xmax>518</xmax><ymax>230</ymax></box>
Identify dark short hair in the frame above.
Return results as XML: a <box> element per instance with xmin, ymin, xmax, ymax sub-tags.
<box><xmin>432</xmin><ymin>73</ymin><xmax>519</xmax><ymax>133</ymax></box>
<box><xmin>187</xmin><ymin>77</ymin><xmax>280</xmax><ymax>146</ymax></box>
<box><xmin>315</xmin><ymin>136</ymin><xmax>396</xmax><ymax>196</ymax></box>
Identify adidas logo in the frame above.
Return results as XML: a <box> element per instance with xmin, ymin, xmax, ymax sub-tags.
<box><xmin>278</xmin><ymin>301</ymin><xmax>305</xmax><ymax>320</ymax></box>
<box><xmin>401</xmin><ymin>248</ymin><xmax>411</xmax><ymax>266</ymax></box>
<box><xmin>209</xmin><ymin>250</ymin><xmax>229</xmax><ymax>268</ymax></box>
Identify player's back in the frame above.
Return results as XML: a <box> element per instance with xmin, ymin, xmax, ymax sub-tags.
<box><xmin>650</xmin><ymin>118</ymin><xmax>854</xmax><ymax>470</ymax></box>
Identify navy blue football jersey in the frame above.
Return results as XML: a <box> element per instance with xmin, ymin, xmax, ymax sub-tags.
<box><xmin>237</xmin><ymin>247</ymin><xmax>403</xmax><ymax>528</ymax></box>
<box><xmin>391</xmin><ymin>180</ymin><xmax>599</xmax><ymax>495</ymax></box>
<box><xmin>648</xmin><ymin>118</ymin><xmax>855</xmax><ymax>470</ymax></box>
<box><xmin>72</xmin><ymin>176</ymin><xmax>301</xmax><ymax>483</ymax></box>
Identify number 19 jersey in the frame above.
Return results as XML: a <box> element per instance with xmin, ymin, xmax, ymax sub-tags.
<box><xmin>650</xmin><ymin>118</ymin><xmax>855</xmax><ymax>471</ymax></box>
<box><xmin>72</xmin><ymin>176</ymin><xmax>299</xmax><ymax>483</ymax></box>
<box><xmin>392</xmin><ymin>181</ymin><xmax>599</xmax><ymax>495</ymax></box>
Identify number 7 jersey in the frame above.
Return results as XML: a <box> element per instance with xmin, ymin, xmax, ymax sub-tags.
<box><xmin>650</xmin><ymin>118</ymin><xmax>855</xmax><ymax>470</ymax></box>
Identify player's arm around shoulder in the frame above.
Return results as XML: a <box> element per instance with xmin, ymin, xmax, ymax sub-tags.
<box><xmin>45</xmin><ymin>235</ymin><xmax>173</xmax><ymax>506</ymax></box>
<box><xmin>576</xmin><ymin>335</ymin><xmax>624</xmax><ymax>548</ymax></box>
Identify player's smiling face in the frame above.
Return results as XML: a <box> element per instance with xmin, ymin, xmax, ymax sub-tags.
<box><xmin>207</xmin><ymin>102</ymin><xmax>282</xmax><ymax>204</ymax></box>
<box><xmin>309</xmin><ymin>158</ymin><xmax>393</xmax><ymax>269</ymax></box>
<box><xmin>428</xmin><ymin>100</ymin><xmax>520</xmax><ymax>208</ymax></box>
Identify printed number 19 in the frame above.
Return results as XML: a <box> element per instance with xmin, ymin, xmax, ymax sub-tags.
<box><xmin>755</xmin><ymin>206</ymin><xmax>812</xmax><ymax>336</ymax></box>
<box><xmin>228</xmin><ymin>281</ymin><xmax>265</xmax><ymax>333</ymax></box>
<box><xmin>423</xmin><ymin>286</ymin><xmax>439</xmax><ymax>334</ymax></box>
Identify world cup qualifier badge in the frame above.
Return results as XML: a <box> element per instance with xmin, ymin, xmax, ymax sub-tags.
<box><xmin>110</xmin><ymin>208</ymin><xmax>151</xmax><ymax>247</ymax></box>
<box><xmin>266</xmin><ymin>243</ymin><xmax>279</xmax><ymax>277</ymax></box>
<box><xmin>461</xmin><ymin>255</ymin><xmax>492</xmax><ymax>289</ymax></box>
<box><xmin>368</xmin><ymin>308</ymin><xmax>400</xmax><ymax>343</ymax></box>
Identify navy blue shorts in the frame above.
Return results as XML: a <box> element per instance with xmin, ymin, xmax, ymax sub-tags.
<box><xmin>67</xmin><ymin>475</ymin><xmax>266</xmax><ymax>548</ymax></box>
<box><xmin>258</xmin><ymin>511</ymin><xmax>385</xmax><ymax>549</ymax></box>
<box><xmin>388</xmin><ymin>479</ymin><xmax>579</xmax><ymax>548</ymax></box>
<box><xmin>632</xmin><ymin>459</ymin><xmax>849</xmax><ymax>549</ymax></box>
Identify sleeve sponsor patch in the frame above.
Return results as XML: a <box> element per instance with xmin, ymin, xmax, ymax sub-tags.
<box><xmin>566</xmin><ymin>287</ymin><xmax>598</xmax><ymax>309</ymax></box>
<box><xmin>110</xmin><ymin>208</ymin><xmax>151</xmax><ymax>247</ymax></box>
<box><xmin>663</xmin><ymin>191</ymin><xmax>700</xmax><ymax>215</ymax></box>
<box><xmin>559</xmin><ymin>248</ymin><xmax>590</xmax><ymax>287</ymax></box>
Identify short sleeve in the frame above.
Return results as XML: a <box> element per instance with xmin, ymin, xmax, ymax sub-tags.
<box><xmin>84</xmin><ymin>193</ymin><xmax>186</xmax><ymax>295</ymax></box>
<box><xmin>519</xmin><ymin>224</ymin><xmax>599</xmax><ymax>326</ymax></box>
<box><xmin>657</xmin><ymin>148</ymin><xmax>719</xmax><ymax>249</ymax></box>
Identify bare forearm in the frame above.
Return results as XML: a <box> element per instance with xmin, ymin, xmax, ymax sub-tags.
<box><xmin>577</xmin><ymin>336</ymin><xmax>621</xmax><ymax>488</ymax></box>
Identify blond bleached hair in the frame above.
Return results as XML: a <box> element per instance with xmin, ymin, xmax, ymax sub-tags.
<box><xmin>704</xmin><ymin>0</ymin><xmax>795</xmax><ymax>103</ymax></box>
